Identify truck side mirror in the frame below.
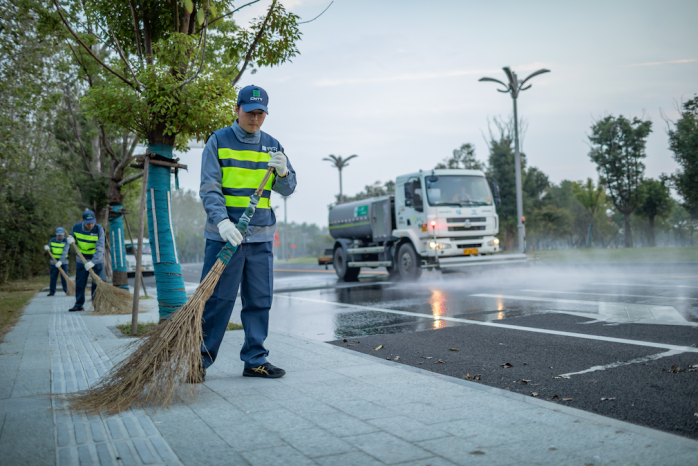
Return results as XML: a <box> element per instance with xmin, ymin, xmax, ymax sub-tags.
<box><xmin>491</xmin><ymin>181</ymin><xmax>501</xmax><ymax>207</ymax></box>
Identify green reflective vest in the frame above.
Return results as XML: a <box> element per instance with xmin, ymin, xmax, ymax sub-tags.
<box><xmin>74</xmin><ymin>231</ymin><xmax>97</xmax><ymax>256</ymax></box>
<box><xmin>50</xmin><ymin>241</ymin><xmax>66</xmax><ymax>259</ymax></box>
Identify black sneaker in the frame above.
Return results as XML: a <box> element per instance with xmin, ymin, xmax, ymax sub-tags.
<box><xmin>68</xmin><ymin>306</ymin><xmax>84</xmax><ymax>312</ymax></box>
<box><xmin>186</xmin><ymin>366</ymin><xmax>206</xmax><ymax>384</ymax></box>
<box><xmin>243</xmin><ymin>362</ymin><xmax>285</xmax><ymax>379</ymax></box>
<box><xmin>47</xmin><ymin>292</ymin><xmax>55</xmax><ymax>297</ymax></box>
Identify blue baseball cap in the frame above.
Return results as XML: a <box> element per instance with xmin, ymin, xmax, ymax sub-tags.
<box><xmin>56</xmin><ymin>227</ymin><xmax>65</xmax><ymax>235</ymax></box>
<box><xmin>237</xmin><ymin>85</ymin><xmax>269</xmax><ymax>114</ymax></box>
<box><xmin>83</xmin><ymin>210</ymin><xmax>96</xmax><ymax>222</ymax></box>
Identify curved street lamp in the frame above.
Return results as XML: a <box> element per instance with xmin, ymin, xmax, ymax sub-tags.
<box><xmin>479</xmin><ymin>67</ymin><xmax>550</xmax><ymax>254</ymax></box>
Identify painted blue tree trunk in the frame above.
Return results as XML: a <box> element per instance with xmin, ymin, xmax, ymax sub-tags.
<box><xmin>146</xmin><ymin>145</ymin><xmax>187</xmax><ymax>319</ymax></box>
<box><xmin>108</xmin><ymin>204</ymin><xmax>129</xmax><ymax>290</ymax></box>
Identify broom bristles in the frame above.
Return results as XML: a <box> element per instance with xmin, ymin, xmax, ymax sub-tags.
<box><xmin>88</xmin><ymin>269</ymin><xmax>135</xmax><ymax>315</ymax></box>
<box><xmin>57</xmin><ymin>267</ymin><xmax>76</xmax><ymax>296</ymax></box>
<box><xmin>65</xmin><ymin>258</ymin><xmax>227</xmax><ymax>415</ymax></box>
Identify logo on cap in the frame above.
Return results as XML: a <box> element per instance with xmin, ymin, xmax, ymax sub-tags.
<box><xmin>253</xmin><ymin>90</ymin><xmax>260</xmax><ymax>97</ymax></box>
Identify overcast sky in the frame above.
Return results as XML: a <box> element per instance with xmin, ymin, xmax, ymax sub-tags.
<box><xmin>174</xmin><ymin>0</ymin><xmax>698</xmax><ymax>227</ymax></box>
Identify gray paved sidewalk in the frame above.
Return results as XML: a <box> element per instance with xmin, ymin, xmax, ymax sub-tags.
<box><xmin>1</xmin><ymin>292</ymin><xmax>698</xmax><ymax>465</ymax></box>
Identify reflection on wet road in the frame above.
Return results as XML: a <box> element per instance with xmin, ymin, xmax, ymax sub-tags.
<box><xmin>194</xmin><ymin>262</ymin><xmax>698</xmax><ymax>341</ymax></box>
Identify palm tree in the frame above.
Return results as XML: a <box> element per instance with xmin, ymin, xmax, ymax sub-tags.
<box><xmin>323</xmin><ymin>154</ymin><xmax>358</xmax><ymax>203</ymax></box>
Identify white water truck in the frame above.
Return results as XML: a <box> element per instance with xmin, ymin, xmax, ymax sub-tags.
<box><xmin>324</xmin><ymin>169</ymin><xmax>527</xmax><ymax>280</ymax></box>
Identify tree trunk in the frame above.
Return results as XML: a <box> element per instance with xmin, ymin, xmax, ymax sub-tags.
<box><xmin>648</xmin><ymin>216</ymin><xmax>656</xmax><ymax>247</ymax></box>
<box><xmin>338</xmin><ymin>168</ymin><xmax>343</xmax><ymax>204</ymax></box>
<box><xmin>623</xmin><ymin>213</ymin><xmax>633</xmax><ymax>248</ymax></box>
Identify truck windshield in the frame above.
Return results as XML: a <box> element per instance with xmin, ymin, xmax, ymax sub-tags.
<box><xmin>125</xmin><ymin>243</ymin><xmax>152</xmax><ymax>255</ymax></box>
<box><xmin>425</xmin><ymin>175</ymin><xmax>493</xmax><ymax>207</ymax></box>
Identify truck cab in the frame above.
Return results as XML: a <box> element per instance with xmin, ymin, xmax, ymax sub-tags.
<box><xmin>328</xmin><ymin>169</ymin><xmax>526</xmax><ymax>281</ymax></box>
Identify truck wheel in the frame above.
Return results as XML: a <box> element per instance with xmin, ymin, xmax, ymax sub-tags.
<box><xmin>397</xmin><ymin>243</ymin><xmax>422</xmax><ymax>281</ymax></box>
<box><xmin>333</xmin><ymin>248</ymin><xmax>360</xmax><ymax>282</ymax></box>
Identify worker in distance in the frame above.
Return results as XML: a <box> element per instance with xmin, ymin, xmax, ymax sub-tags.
<box><xmin>66</xmin><ymin>210</ymin><xmax>106</xmax><ymax>312</ymax></box>
<box><xmin>44</xmin><ymin>227</ymin><xmax>70</xmax><ymax>296</ymax></box>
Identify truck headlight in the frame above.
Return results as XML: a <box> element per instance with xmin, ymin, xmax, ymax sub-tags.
<box><xmin>487</xmin><ymin>238</ymin><xmax>500</xmax><ymax>247</ymax></box>
<box><xmin>429</xmin><ymin>242</ymin><xmax>451</xmax><ymax>250</ymax></box>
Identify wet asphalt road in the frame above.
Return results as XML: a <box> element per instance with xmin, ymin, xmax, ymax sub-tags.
<box><xmin>131</xmin><ymin>260</ymin><xmax>698</xmax><ymax>439</ymax></box>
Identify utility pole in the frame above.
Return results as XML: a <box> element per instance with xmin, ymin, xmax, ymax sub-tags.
<box><xmin>479</xmin><ymin>66</ymin><xmax>550</xmax><ymax>254</ymax></box>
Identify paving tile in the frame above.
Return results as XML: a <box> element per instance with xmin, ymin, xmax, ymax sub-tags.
<box><xmin>327</xmin><ymin>400</ymin><xmax>397</xmax><ymax>420</ymax></box>
<box><xmin>343</xmin><ymin>431</ymin><xmax>432</xmax><ymax>465</ymax></box>
<box><xmin>314</xmin><ymin>450</ymin><xmax>385</xmax><ymax>466</ymax></box>
<box><xmin>417</xmin><ymin>436</ymin><xmax>518</xmax><ymax>466</ymax></box>
<box><xmin>279</xmin><ymin>427</ymin><xmax>355</xmax><ymax>458</ymax></box>
<box><xmin>252</xmin><ymin>408</ymin><xmax>316</xmax><ymax>432</ymax></box>
<box><xmin>304</xmin><ymin>411</ymin><xmax>380</xmax><ymax>437</ymax></box>
<box><xmin>216</xmin><ymin>424</ymin><xmax>286</xmax><ymax>451</ymax></box>
<box><xmin>396</xmin><ymin>457</ymin><xmax>460</xmax><ymax>466</ymax></box>
<box><xmin>367</xmin><ymin>416</ymin><xmax>451</xmax><ymax>443</ymax></box>
<box><xmin>240</xmin><ymin>445</ymin><xmax>317</xmax><ymax>466</ymax></box>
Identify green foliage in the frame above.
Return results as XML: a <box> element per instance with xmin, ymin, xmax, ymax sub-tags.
<box><xmin>435</xmin><ymin>143</ymin><xmax>486</xmax><ymax>170</ymax></box>
<box><xmin>668</xmin><ymin>97</ymin><xmax>698</xmax><ymax>218</ymax></box>
<box><xmin>588</xmin><ymin>115</ymin><xmax>652</xmax><ymax>247</ymax></box>
<box><xmin>57</xmin><ymin>0</ymin><xmax>302</xmax><ymax>149</ymax></box>
<box><xmin>340</xmin><ymin>180</ymin><xmax>395</xmax><ymax>203</ymax></box>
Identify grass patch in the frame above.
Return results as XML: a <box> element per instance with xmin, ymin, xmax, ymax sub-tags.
<box><xmin>275</xmin><ymin>256</ymin><xmax>321</xmax><ymax>264</ymax></box>
<box><xmin>532</xmin><ymin>246</ymin><xmax>698</xmax><ymax>263</ymax></box>
<box><xmin>116</xmin><ymin>322</ymin><xmax>158</xmax><ymax>336</ymax></box>
<box><xmin>0</xmin><ymin>276</ymin><xmax>48</xmax><ymax>343</ymax></box>
<box><xmin>227</xmin><ymin>323</ymin><xmax>243</xmax><ymax>331</ymax></box>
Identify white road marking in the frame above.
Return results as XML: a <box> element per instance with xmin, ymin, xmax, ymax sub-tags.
<box><xmin>275</xmin><ymin>295</ymin><xmax>698</xmax><ymax>353</ymax></box>
<box><xmin>522</xmin><ymin>289</ymin><xmax>698</xmax><ymax>301</ymax></box>
<box><xmin>591</xmin><ymin>282</ymin><xmax>698</xmax><ymax>289</ymax></box>
<box><xmin>560</xmin><ymin>349</ymin><xmax>684</xmax><ymax>377</ymax></box>
<box><xmin>471</xmin><ymin>294</ymin><xmax>693</xmax><ymax>325</ymax></box>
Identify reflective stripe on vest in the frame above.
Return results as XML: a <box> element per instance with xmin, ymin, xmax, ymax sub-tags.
<box><xmin>50</xmin><ymin>242</ymin><xmax>65</xmax><ymax>259</ymax></box>
<box><xmin>218</xmin><ymin>148</ymin><xmax>275</xmax><ymax>210</ymax></box>
<box><xmin>74</xmin><ymin>232</ymin><xmax>97</xmax><ymax>256</ymax></box>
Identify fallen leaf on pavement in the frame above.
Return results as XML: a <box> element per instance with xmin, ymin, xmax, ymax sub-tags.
<box><xmin>342</xmin><ymin>339</ymin><xmax>347</xmax><ymax>342</ymax></box>
<box><xmin>418</xmin><ymin>362</ymin><xmax>424</xmax><ymax>365</ymax></box>
<box><xmin>520</xmin><ymin>379</ymin><xmax>531</xmax><ymax>384</ymax></box>
<box><xmin>501</xmin><ymin>363</ymin><xmax>513</xmax><ymax>368</ymax></box>
<box><xmin>465</xmin><ymin>373</ymin><xmax>481</xmax><ymax>381</ymax></box>
<box><xmin>353</xmin><ymin>340</ymin><xmax>360</xmax><ymax>343</ymax></box>
<box><xmin>436</xmin><ymin>359</ymin><xmax>445</xmax><ymax>364</ymax></box>
<box><xmin>552</xmin><ymin>394</ymin><xmax>559</xmax><ymax>399</ymax></box>
<box><xmin>449</xmin><ymin>348</ymin><xmax>459</xmax><ymax>351</ymax></box>
<box><xmin>671</xmin><ymin>365</ymin><xmax>680</xmax><ymax>373</ymax></box>
<box><xmin>531</xmin><ymin>392</ymin><xmax>539</xmax><ymax>397</ymax></box>
<box><xmin>393</xmin><ymin>356</ymin><xmax>400</xmax><ymax>361</ymax></box>
<box><xmin>523</xmin><ymin>362</ymin><xmax>529</xmax><ymax>365</ymax></box>
<box><xmin>600</xmin><ymin>397</ymin><xmax>616</xmax><ymax>401</ymax></box>
<box><xmin>386</xmin><ymin>357</ymin><xmax>391</xmax><ymax>360</ymax></box>
<box><xmin>374</xmin><ymin>345</ymin><xmax>384</xmax><ymax>351</ymax></box>
<box><xmin>562</xmin><ymin>398</ymin><xmax>573</xmax><ymax>402</ymax></box>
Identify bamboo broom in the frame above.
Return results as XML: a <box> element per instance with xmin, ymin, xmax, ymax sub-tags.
<box><xmin>45</xmin><ymin>249</ymin><xmax>76</xmax><ymax>296</ymax></box>
<box><xmin>70</xmin><ymin>243</ymin><xmax>133</xmax><ymax>315</ymax></box>
<box><xmin>66</xmin><ymin>167</ymin><xmax>275</xmax><ymax>415</ymax></box>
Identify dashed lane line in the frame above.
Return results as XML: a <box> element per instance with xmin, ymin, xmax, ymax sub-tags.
<box><xmin>560</xmin><ymin>349</ymin><xmax>684</xmax><ymax>377</ymax></box>
<box><xmin>275</xmin><ymin>295</ymin><xmax>698</xmax><ymax>353</ymax></box>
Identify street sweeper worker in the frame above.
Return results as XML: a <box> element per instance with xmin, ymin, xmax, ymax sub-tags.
<box><xmin>66</xmin><ymin>210</ymin><xmax>106</xmax><ymax>312</ymax></box>
<box><xmin>197</xmin><ymin>84</ymin><xmax>296</xmax><ymax>381</ymax></box>
<box><xmin>44</xmin><ymin>227</ymin><xmax>70</xmax><ymax>296</ymax></box>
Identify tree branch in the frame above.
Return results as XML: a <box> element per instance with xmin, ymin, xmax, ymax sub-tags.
<box><xmin>231</xmin><ymin>0</ymin><xmax>277</xmax><ymax>87</ymax></box>
<box><xmin>53</xmin><ymin>0</ymin><xmax>138</xmax><ymax>90</ymax></box>
<box><xmin>128</xmin><ymin>0</ymin><xmax>143</xmax><ymax>62</ymax></box>
<box><xmin>298</xmin><ymin>1</ymin><xmax>333</xmax><ymax>24</ymax></box>
<box><xmin>118</xmin><ymin>171</ymin><xmax>143</xmax><ymax>187</ymax></box>
<box><xmin>179</xmin><ymin>11</ymin><xmax>209</xmax><ymax>88</ymax></box>
<box><xmin>108</xmin><ymin>28</ymin><xmax>144</xmax><ymax>90</ymax></box>
<box><xmin>200</xmin><ymin>0</ymin><xmax>261</xmax><ymax>32</ymax></box>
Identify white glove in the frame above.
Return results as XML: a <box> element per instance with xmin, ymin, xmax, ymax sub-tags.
<box><xmin>66</xmin><ymin>236</ymin><xmax>75</xmax><ymax>245</ymax></box>
<box><xmin>217</xmin><ymin>219</ymin><xmax>243</xmax><ymax>247</ymax></box>
<box><xmin>55</xmin><ymin>261</ymin><xmax>62</xmax><ymax>268</ymax></box>
<box><xmin>84</xmin><ymin>261</ymin><xmax>95</xmax><ymax>271</ymax></box>
<box><xmin>44</xmin><ymin>245</ymin><xmax>50</xmax><ymax>251</ymax></box>
<box><xmin>268</xmin><ymin>151</ymin><xmax>288</xmax><ymax>177</ymax></box>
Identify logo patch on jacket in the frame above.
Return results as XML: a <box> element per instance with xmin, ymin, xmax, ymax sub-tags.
<box><xmin>262</xmin><ymin>146</ymin><xmax>278</xmax><ymax>152</ymax></box>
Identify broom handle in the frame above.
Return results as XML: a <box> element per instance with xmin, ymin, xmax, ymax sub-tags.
<box><xmin>45</xmin><ymin>249</ymin><xmax>71</xmax><ymax>282</ymax></box>
<box><xmin>71</xmin><ymin>242</ymin><xmax>103</xmax><ymax>284</ymax></box>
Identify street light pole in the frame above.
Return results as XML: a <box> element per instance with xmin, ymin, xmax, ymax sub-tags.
<box><xmin>283</xmin><ymin>195</ymin><xmax>288</xmax><ymax>261</ymax></box>
<box><xmin>479</xmin><ymin>67</ymin><xmax>550</xmax><ymax>255</ymax></box>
